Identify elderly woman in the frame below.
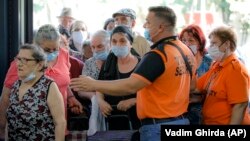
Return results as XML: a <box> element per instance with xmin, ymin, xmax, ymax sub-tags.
<box><xmin>197</xmin><ymin>26</ymin><xmax>249</xmax><ymax>124</ymax></box>
<box><xmin>97</xmin><ymin>25</ymin><xmax>141</xmax><ymax>130</ymax></box>
<box><xmin>81</xmin><ymin>39</ymin><xmax>93</xmax><ymax>62</ymax></box>
<box><xmin>77</xmin><ymin>30</ymin><xmax>110</xmax><ymax>135</ymax></box>
<box><xmin>7</xmin><ymin>44</ymin><xmax>66</xmax><ymax>140</ymax></box>
<box><xmin>0</xmin><ymin>24</ymin><xmax>82</xmax><ymax>140</ymax></box>
<box><xmin>70</xmin><ymin>20</ymin><xmax>89</xmax><ymax>53</ymax></box>
<box><xmin>34</xmin><ymin>24</ymin><xmax>82</xmax><ymax>115</ymax></box>
<box><xmin>179</xmin><ymin>24</ymin><xmax>213</xmax><ymax>124</ymax></box>
<box><xmin>81</xmin><ymin>30</ymin><xmax>110</xmax><ymax>83</ymax></box>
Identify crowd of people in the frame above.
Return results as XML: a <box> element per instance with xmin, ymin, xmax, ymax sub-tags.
<box><xmin>0</xmin><ymin>5</ymin><xmax>249</xmax><ymax>141</ymax></box>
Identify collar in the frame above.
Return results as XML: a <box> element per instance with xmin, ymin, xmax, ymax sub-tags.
<box><xmin>214</xmin><ymin>53</ymin><xmax>238</xmax><ymax>68</ymax></box>
<box><xmin>150</xmin><ymin>36</ymin><xmax>178</xmax><ymax>49</ymax></box>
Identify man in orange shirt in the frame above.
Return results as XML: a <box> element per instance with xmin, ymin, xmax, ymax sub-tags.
<box><xmin>197</xmin><ymin>26</ymin><xmax>249</xmax><ymax>124</ymax></box>
<box><xmin>70</xmin><ymin>6</ymin><xmax>196</xmax><ymax>141</ymax></box>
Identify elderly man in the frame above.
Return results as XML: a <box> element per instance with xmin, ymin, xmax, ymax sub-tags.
<box><xmin>71</xmin><ymin>6</ymin><xmax>197</xmax><ymax>141</ymax></box>
<box><xmin>112</xmin><ymin>8</ymin><xmax>150</xmax><ymax>57</ymax></box>
<box><xmin>58</xmin><ymin>7</ymin><xmax>75</xmax><ymax>39</ymax></box>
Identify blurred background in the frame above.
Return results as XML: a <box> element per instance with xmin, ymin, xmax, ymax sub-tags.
<box><xmin>33</xmin><ymin>0</ymin><xmax>250</xmax><ymax>48</ymax></box>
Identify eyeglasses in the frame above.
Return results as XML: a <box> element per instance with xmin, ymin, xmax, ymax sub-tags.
<box><xmin>15</xmin><ymin>57</ymin><xmax>37</xmax><ymax>64</ymax></box>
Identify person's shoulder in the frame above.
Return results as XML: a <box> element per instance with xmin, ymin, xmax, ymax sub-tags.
<box><xmin>43</xmin><ymin>75</ymin><xmax>55</xmax><ymax>83</ymax></box>
<box><xmin>230</xmin><ymin>57</ymin><xmax>249</xmax><ymax>73</ymax></box>
<box><xmin>134</xmin><ymin>34</ymin><xmax>148</xmax><ymax>42</ymax></box>
<box><xmin>70</xmin><ymin>55</ymin><xmax>83</xmax><ymax>63</ymax></box>
<box><xmin>59</xmin><ymin>47</ymin><xmax>69</xmax><ymax>55</ymax></box>
<box><xmin>85</xmin><ymin>57</ymin><xmax>95</xmax><ymax>64</ymax></box>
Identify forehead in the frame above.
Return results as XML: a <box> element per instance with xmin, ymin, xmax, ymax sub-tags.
<box><xmin>146</xmin><ymin>12</ymin><xmax>155</xmax><ymax>20</ymax></box>
<box><xmin>209</xmin><ymin>34</ymin><xmax>220</xmax><ymax>42</ymax></box>
<box><xmin>111</xmin><ymin>32</ymin><xmax>128</xmax><ymax>40</ymax></box>
<box><xmin>182</xmin><ymin>32</ymin><xmax>196</xmax><ymax>39</ymax></box>
<box><xmin>91</xmin><ymin>36</ymin><xmax>105</xmax><ymax>45</ymax></box>
<box><xmin>18</xmin><ymin>49</ymin><xmax>33</xmax><ymax>57</ymax></box>
<box><xmin>114</xmin><ymin>15</ymin><xmax>130</xmax><ymax>20</ymax></box>
<box><xmin>40</xmin><ymin>40</ymin><xmax>58</xmax><ymax>49</ymax></box>
<box><xmin>62</xmin><ymin>16</ymin><xmax>74</xmax><ymax>21</ymax></box>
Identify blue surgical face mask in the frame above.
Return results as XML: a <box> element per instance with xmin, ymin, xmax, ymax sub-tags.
<box><xmin>46</xmin><ymin>51</ymin><xmax>59</xmax><ymax>62</ymax></box>
<box><xmin>144</xmin><ymin>29</ymin><xmax>151</xmax><ymax>41</ymax></box>
<box><xmin>93</xmin><ymin>50</ymin><xmax>109</xmax><ymax>60</ymax></box>
<box><xmin>111</xmin><ymin>45</ymin><xmax>129</xmax><ymax>58</ymax></box>
<box><xmin>107</xmin><ymin>30</ymin><xmax>113</xmax><ymax>35</ymax></box>
<box><xmin>22</xmin><ymin>72</ymin><xmax>36</xmax><ymax>83</ymax></box>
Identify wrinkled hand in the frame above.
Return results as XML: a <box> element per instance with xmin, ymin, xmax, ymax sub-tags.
<box><xmin>117</xmin><ymin>98</ymin><xmax>136</xmax><ymax>112</ymax></box>
<box><xmin>98</xmin><ymin>99</ymin><xmax>112</xmax><ymax>117</ymax></box>
<box><xmin>68</xmin><ymin>96</ymin><xmax>84</xmax><ymax>115</ymax></box>
<box><xmin>70</xmin><ymin>75</ymin><xmax>95</xmax><ymax>92</ymax></box>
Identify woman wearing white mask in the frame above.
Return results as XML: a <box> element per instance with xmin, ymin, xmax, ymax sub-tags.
<box><xmin>179</xmin><ymin>24</ymin><xmax>213</xmax><ymax>125</ymax></box>
<box><xmin>180</xmin><ymin>24</ymin><xmax>213</xmax><ymax>77</ymax></box>
<box><xmin>70</xmin><ymin>20</ymin><xmax>89</xmax><ymax>53</ymax></box>
<box><xmin>97</xmin><ymin>25</ymin><xmax>141</xmax><ymax>131</ymax></box>
<box><xmin>197</xmin><ymin>26</ymin><xmax>250</xmax><ymax>124</ymax></box>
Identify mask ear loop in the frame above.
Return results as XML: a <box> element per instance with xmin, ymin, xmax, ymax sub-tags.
<box><xmin>222</xmin><ymin>40</ymin><xmax>231</xmax><ymax>54</ymax></box>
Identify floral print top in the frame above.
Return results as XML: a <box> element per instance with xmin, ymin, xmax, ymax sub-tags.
<box><xmin>7</xmin><ymin>75</ymin><xmax>55</xmax><ymax>141</ymax></box>
<box><xmin>82</xmin><ymin>57</ymin><xmax>100</xmax><ymax>80</ymax></box>
<box><xmin>197</xmin><ymin>54</ymin><xmax>213</xmax><ymax>77</ymax></box>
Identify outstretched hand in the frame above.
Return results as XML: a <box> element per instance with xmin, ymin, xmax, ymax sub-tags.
<box><xmin>70</xmin><ymin>75</ymin><xmax>95</xmax><ymax>92</ymax></box>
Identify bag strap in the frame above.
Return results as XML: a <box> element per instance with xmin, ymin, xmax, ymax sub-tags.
<box><xmin>156</xmin><ymin>41</ymin><xmax>193</xmax><ymax>78</ymax></box>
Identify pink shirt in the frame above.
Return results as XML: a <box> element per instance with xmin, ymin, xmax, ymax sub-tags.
<box><xmin>45</xmin><ymin>48</ymin><xmax>71</xmax><ymax>108</ymax></box>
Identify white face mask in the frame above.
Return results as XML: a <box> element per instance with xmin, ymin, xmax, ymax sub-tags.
<box><xmin>71</xmin><ymin>31</ymin><xmax>88</xmax><ymax>52</ymax></box>
<box><xmin>189</xmin><ymin>45</ymin><xmax>198</xmax><ymax>55</ymax></box>
<box><xmin>207</xmin><ymin>46</ymin><xmax>225</xmax><ymax>61</ymax></box>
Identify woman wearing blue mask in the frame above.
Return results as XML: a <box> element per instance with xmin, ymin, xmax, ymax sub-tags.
<box><xmin>0</xmin><ymin>24</ymin><xmax>83</xmax><ymax>140</ymax></box>
<box><xmin>77</xmin><ymin>30</ymin><xmax>110</xmax><ymax>135</ymax></box>
<box><xmin>81</xmin><ymin>30</ymin><xmax>110</xmax><ymax>83</ymax></box>
<box><xmin>97</xmin><ymin>25</ymin><xmax>141</xmax><ymax>131</ymax></box>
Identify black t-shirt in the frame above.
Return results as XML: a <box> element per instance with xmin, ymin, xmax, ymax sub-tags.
<box><xmin>133</xmin><ymin>52</ymin><xmax>164</xmax><ymax>82</ymax></box>
<box><xmin>133</xmin><ymin>36</ymin><xmax>178</xmax><ymax>83</ymax></box>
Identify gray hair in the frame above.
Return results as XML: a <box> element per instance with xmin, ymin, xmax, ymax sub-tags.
<box><xmin>19</xmin><ymin>44</ymin><xmax>47</xmax><ymax>71</ymax></box>
<box><xmin>70</xmin><ymin>20</ymin><xmax>87</xmax><ymax>33</ymax></box>
<box><xmin>91</xmin><ymin>30</ymin><xmax>110</xmax><ymax>49</ymax></box>
<box><xmin>34</xmin><ymin>24</ymin><xmax>60</xmax><ymax>45</ymax></box>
